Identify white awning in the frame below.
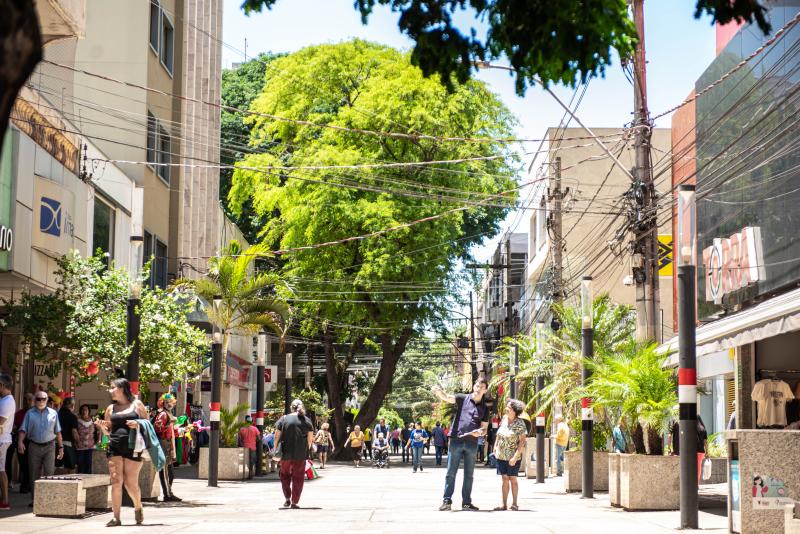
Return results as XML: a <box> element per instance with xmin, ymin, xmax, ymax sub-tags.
<box><xmin>663</xmin><ymin>286</ymin><xmax>800</xmax><ymax>366</ymax></box>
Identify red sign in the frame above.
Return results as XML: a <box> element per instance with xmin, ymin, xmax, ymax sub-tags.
<box><xmin>264</xmin><ymin>368</ymin><xmax>272</xmax><ymax>382</ymax></box>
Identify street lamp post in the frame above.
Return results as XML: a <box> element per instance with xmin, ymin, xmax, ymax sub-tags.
<box><xmin>255</xmin><ymin>333</ymin><xmax>266</xmax><ymax>476</ymax></box>
<box><xmin>580</xmin><ymin>276</ymin><xmax>594</xmax><ymax>499</ymax></box>
<box><xmin>535</xmin><ymin>320</ymin><xmax>547</xmax><ymax>484</ymax></box>
<box><xmin>284</xmin><ymin>352</ymin><xmax>293</xmax><ymax>414</ymax></box>
<box><xmin>208</xmin><ymin>295</ymin><xmax>223</xmax><ymax>488</ymax></box>
<box><xmin>126</xmin><ymin>235</ymin><xmax>144</xmax><ymax>396</ymax></box>
<box><xmin>509</xmin><ymin>345</ymin><xmax>518</xmax><ymax>398</ymax></box>
<box><xmin>677</xmin><ymin>184</ymin><xmax>699</xmax><ymax>528</ymax></box>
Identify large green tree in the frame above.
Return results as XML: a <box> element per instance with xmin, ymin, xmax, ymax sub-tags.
<box><xmin>220</xmin><ymin>53</ymin><xmax>283</xmax><ymax>243</ymax></box>
<box><xmin>228</xmin><ymin>40</ymin><xmax>519</xmax><ymax>448</ymax></box>
<box><xmin>240</xmin><ymin>0</ymin><xmax>771</xmax><ymax>93</ymax></box>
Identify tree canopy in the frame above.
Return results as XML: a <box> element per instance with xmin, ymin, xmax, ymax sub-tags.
<box><xmin>228</xmin><ymin>39</ymin><xmax>519</xmax><ymax>444</ymax></box>
<box><xmin>240</xmin><ymin>0</ymin><xmax>771</xmax><ymax>94</ymax></box>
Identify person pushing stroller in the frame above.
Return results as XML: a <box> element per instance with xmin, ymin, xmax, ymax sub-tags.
<box><xmin>373</xmin><ymin>432</ymin><xmax>390</xmax><ymax>468</ymax></box>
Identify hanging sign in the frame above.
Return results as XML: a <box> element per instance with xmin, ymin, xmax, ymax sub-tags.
<box><xmin>702</xmin><ymin>226</ymin><xmax>765</xmax><ymax>304</ymax></box>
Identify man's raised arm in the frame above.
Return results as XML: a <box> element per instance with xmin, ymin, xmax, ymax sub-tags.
<box><xmin>432</xmin><ymin>386</ymin><xmax>455</xmax><ymax>404</ymax></box>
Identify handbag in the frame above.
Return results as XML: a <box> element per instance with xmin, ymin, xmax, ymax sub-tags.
<box><xmin>701</xmin><ymin>458</ymin><xmax>713</xmax><ymax>481</ymax></box>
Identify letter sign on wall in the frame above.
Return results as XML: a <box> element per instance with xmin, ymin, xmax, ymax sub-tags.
<box><xmin>702</xmin><ymin>226</ymin><xmax>766</xmax><ymax>304</ymax></box>
<box><xmin>0</xmin><ymin>224</ymin><xmax>12</xmax><ymax>252</ymax></box>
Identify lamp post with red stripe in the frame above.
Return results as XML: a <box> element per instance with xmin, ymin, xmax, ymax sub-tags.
<box><xmin>535</xmin><ymin>320</ymin><xmax>547</xmax><ymax>483</ymax></box>
<box><xmin>208</xmin><ymin>295</ymin><xmax>223</xmax><ymax>488</ymax></box>
<box><xmin>677</xmin><ymin>184</ymin><xmax>699</xmax><ymax>528</ymax></box>
<box><xmin>580</xmin><ymin>276</ymin><xmax>594</xmax><ymax>499</ymax></box>
<box><xmin>255</xmin><ymin>333</ymin><xmax>267</xmax><ymax>476</ymax></box>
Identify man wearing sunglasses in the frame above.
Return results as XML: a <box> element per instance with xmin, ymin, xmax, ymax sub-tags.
<box><xmin>18</xmin><ymin>391</ymin><xmax>64</xmax><ymax>505</ymax></box>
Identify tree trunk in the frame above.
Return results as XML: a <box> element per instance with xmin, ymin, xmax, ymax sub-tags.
<box><xmin>644</xmin><ymin>425</ymin><xmax>663</xmax><ymax>456</ymax></box>
<box><xmin>631</xmin><ymin>422</ymin><xmax>647</xmax><ymax>454</ymax></box>
<box><xmin>323</xmin><ymin>329</ymin><xmax>347</xmax><ymax>451</ymax></box>
<box><xmin>352</xmin><ymin>327</ymin><xmax>413</xmax><ymax>435</ymax></box>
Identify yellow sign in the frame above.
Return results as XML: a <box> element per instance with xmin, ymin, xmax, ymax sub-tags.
<box><xmin>658</xmin><ymin>235</ymin><xmax>673</xmax><ymax>276</ymax></box>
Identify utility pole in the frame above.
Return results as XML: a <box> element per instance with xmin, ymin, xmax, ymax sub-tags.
<box><xmin>505</xmin><ymin>238</ymin><xmax>518</xmax><ymax>398</ymax></box>
<box><xmin>469</xmin><ymin>291</ymin><xmax>479</xmax><ymax>381</ymax></box>
<box><xmin>550</xmin><ymin>157</ymin><xmax>564</xmax><ymax>305</ymax></box>
<box><xmin>632</xmin><ymin>0</ymin><xmax>660</xmax><ymax>343</ymax></box>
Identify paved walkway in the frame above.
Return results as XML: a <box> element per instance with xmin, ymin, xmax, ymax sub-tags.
<box><xmin>0</xmin><ymin>454</ymin><xmax>728</xmax><ymax>533</ymax></box>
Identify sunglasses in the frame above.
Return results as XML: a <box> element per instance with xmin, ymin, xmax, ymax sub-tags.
<box><xmin>35</xmin><ymin>397</ymin><xmax>48</xmax><ymax>401</ymax></box>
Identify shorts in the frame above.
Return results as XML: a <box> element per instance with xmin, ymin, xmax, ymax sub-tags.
<box><xmin>496</xmin><ymin>459</ymin><xmax>520</xmax><ymax>477</ymax></box>
<box><xmin>316</xmin><ymin>444</ymin><xmax>328</xmax><ymax>453</ymax></box>
<box><xmin>107</xmin><ymin>447</ymin><xmax>143</xmax><ymax>462</ymax></box>
<box><xmin>0</xmin><ymin>442</ymin><xmax>9</xmax><ymax>472</ymax></box>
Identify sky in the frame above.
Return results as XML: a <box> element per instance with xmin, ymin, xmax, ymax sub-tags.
<box><xmin>220</xmin><ymin>0</ymin><xmax>718</xmax><ymax>264</ymax></box>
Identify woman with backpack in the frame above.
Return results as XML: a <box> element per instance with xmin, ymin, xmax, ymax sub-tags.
<box><xmin>313</xmin><ymin>422</ymin><xmax>335</xmax><ymax>469</ymax></box>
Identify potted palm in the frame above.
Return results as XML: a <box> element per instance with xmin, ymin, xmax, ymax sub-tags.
<box><xmin>532</xmin><ymin>296</ymin><xmax>633</xmax><ymax>491</ymax></box>
<box><xmin>587</xmin><ymin>342</ymin><xmax>678</xmax><ymax>510</ymax></box>
<box><xmin>199</xmin><ymin>404</ymin><xmax>250</xmax><ymax>480</ymax></box>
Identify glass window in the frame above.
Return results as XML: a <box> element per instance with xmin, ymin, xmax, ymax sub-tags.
<box><xmin>157</xmin><ymin>126</ymin><xmax>170</xmax><ymax>183</ymax></box>
<box><xmin>154</xmin><ymin>239</ymin><xmax>168</xmax><ymax>289</ymax></box>
<box><xmin>160</xmin><ymin>14</ymin><xmax>174</xmax><ymax>74</ymax></box>
<box><xmin>92</xmin><ymin>197</ymin><xmax>115</xmax><ymax>265</ymax></box>
<box><xmin>146</xmin><ymin>112</ymin><xmax>157</xmax><ymax>166</ymax></box>
<box><xmin>537</xmin><ymin>197</ymin><xmax>547</xmax><ymax>250</ymax></box>
<box><xmin>149</xmin><ymin>0</ymin><xmax>160</xmax><ymax>52</ymax></box>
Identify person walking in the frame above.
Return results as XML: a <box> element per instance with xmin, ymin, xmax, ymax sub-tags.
<box><xmin>390</xmin><ymin>427</ymin><xmax>401</xmax><ymax>455</ymax></box>
<box><xmin>671</xmin><ymin>414</ymin><xmax>709</xmax><ymax>484</ymax></box>
<box><xmin>94</xmin><ymin>378</ymin><xmax>148</xmax><ymax>527</ymax></box>
<box><xmin>492</xmin><ymin>399</ymin><xmax>527</xmax><ymax>511</ymax></box>
<box><xmin>612</xmin><ymin>419</ymin><xmax>631</xmax><ymax>454</ymax></box>
<box><xmin>313</xmin><ymin>422</ymin><xmax>335</xmax><ymax>469</ymax></box>
<box><xmin>57</xmin><ymin>397</ymin><xmax>79</xmax><ymax>474</ymax></box>
<box><xmin>75</xmin><ymin>404</ymin><xmax>97</xmax><ymax>474</ymax></box>
<box><xmin>18</xmin><ymin>390</ymin><xmax>64</xmax><ymax>506</ymax></box>
<box><xmin>406</xmin><ymin>421</ymin><xmax>429</xmax><ymax>473</ymax></box>
<box><xmin>274</xmin><ymin>399</ymin><xmax>314</xmax><ymax>508</ymax></box>
<box><xmin>401</xmin><ymin>423</ymin><xmax>412</xmax><ymax>463</ymax></box>
<box><xmin>263</xmin><ymin>428</ymin><xmax>278</xmax><ymax>474</ymax></box>
<box><xmin>11</xmin><ymin>393</ymin><xmax>33</xmax><ymax>493</ymax></box>
<box><xmin>363</xmin><ymin>425</ymin><xmax>373</xmax><ymax>460</ymax></box>
<box><xmin>554</xmin><ymin>416</ymin><xmax>569</xmax><ymax>476</ymax></box>
<box><xmin>432</xmin><ymin>422</ymin><xmax>446</xmax><ymax>466</ymax></box>
<box><xmin>345</xmin><ymin>425</ymin><xmax>365</xmax><ymax>467</ymax></box>
<box><xmin>423</xmin><ymin>425</ymin><xmax>432</xmax><ymax>455</ymax></box>
<box><xmin>433</xmin><ymin>378</ymin><xmax>489</xmax><ymax>511</ymax></box>
<box><xmin>238</xmin><ymin>415</ymin><xmax>261</xmax><ymax>480</ymax></box>
<box><xmin>153</xmin><ymin>394</ymin><xmax>181</xmax><ymax>501</ymax></box>
<box><xmin>0</xmin><ymin>373</ymin><xmax>15</xmax><ymax>510</ymax></box>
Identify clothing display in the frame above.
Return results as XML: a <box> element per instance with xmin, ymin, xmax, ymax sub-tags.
<box><xmin>752</xmin><ymin>378</ymin><xmax>794</xmax><ymax>427</ymax></box>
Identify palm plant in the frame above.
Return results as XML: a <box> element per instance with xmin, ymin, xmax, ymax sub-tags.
<box><xmin>173</xmin><ymin>240</ymin><xmax>292</xmax><ymax>377</ymax></box>
<box><xmin>220</xmin><ymin>403</ymin><xmax>250</xmax><ymax>447</ymax></box>
<box><xmin>585</xmin><ymin>342</ymin><xmax>677</xmax><ymax>455</ymax></box>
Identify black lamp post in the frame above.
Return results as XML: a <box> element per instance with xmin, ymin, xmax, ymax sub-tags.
<box><xmin>580</xmin><ymin>276</ymin><xmax>594</xmax><ymax>499</ymax></box>
<box><xmin>126</xmin><ymin>235</ymin><xmax>144</xmax><ymax>396</ymax></box>
<box><xmin>255</xmin><ymin>333</ymin><xmax>266</xmax><ymax>476</ymax></box>
<box><xmin>208</xmin><ymin>294</ymin><xmax>222</xmax><ymax>488</ymax></box>
<box><xmin>535</xmin><ymin>320</ymin><xmax>547</xmax><ymax>483</ymax></box>
<box><xmin>677</xmin><ymin>184</ymin><xmax>699</xmax><ymax>528</ymax></box>
<box><xmin>284</xmin><ymin>352</ymin><xmax>292</xmax><ymax>414</ymax></box>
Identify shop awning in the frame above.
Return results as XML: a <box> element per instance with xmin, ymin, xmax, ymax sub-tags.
<box><xmin>663</xmin><ymin>286</ymin><xmax>800</xmax><ymax>365</ymax></box>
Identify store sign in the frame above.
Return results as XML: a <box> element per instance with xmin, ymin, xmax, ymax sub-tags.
<box><xmin>225</xmin><ymin>352</ymin><xmax>252</xmax><ymax>388</ymax></box>
<box><xmin>702</xmin><ymin>226</ymin><xmax>765</xmax><ymax>304</ymax></box>
<box><xmin>264</xmin><ymin>365</ymin><xmax>278</xmax><ymax>392</ymax></box>
<box><xmin>33</xmin><ymin>177</ymin><xmax>79</xmax><ymax>256</ymax></box>
<box><xmin>0</xmin><ymin>224</ymin><xmax>12</xmax><ymax>251</ymax></box>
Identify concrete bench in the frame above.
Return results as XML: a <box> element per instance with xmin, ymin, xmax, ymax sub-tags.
<box><xmin>34</xmin><ymin>474</ymin><xmax>111</xmax><ymax>517</ymax></box>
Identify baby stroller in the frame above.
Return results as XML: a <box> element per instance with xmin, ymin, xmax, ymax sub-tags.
<box><xmin>373</xmin><ymin>447</ymin><xmax>390</xmax><ymax>468</ymax></box>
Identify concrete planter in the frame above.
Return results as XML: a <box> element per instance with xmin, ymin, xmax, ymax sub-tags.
<box><xmin>700</xmin><ymin>457</ymin><xmax>727</xmax><ymax>485</ymax></box>
<box><xmin>524</xmin><ymin>437</ymin><xmax>549</xmax><ymax>479</ymax></box>
<box><xmin>563</xmin><ymin>450</ymin><xmax>609</xmax><ymax>492</ymax></box>
<box><xmin>619</xmin><ymin>454</ymin><xmax>679</xmax><ymax>510</ymax></box>
<box><xmin>91</xmin><ymin>448</ymin><xmax>159</xmax><ymax>501</ymax></box>
<box><xmin>198</xmin><ymin>447</ymin><xmax>247</xmax><ymax>481</ymax></box>
<box><xmin>609</xmin><ymin>453</ymin><xmax>621</xmax><ymax>507</ymax></box>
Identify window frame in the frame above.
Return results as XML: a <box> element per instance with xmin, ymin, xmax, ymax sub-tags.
<box><xmin>149</xmin><ymin>0</ymin><xmax>161</xmax><ymax>55</ymax></box>
<box><xmin>160</xmin><ymin>12</ymin><xmax>174</xmax><ymax>75</ymax></box>
<box><xmin>92</xmin><ymin>196</ymin><xmax>116</xmax><ymax>265</ymax></box>
<box><xmin>157</xmin><ymin>124</ymin><xmax>171</xmax><ymax>185</ymax></box>
<box><xmin>146</xmin><ymin>111</ymin><xmax>157</xmax><ymax>169</ymax></box>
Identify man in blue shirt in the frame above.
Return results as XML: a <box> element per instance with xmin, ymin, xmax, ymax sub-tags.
<box><xmin>405</xmin><ymin>422</ymin><xmax>429</xmax><ymax>473</ymax></box>
<box><xmin>18</xmin><ymin>392</ymin><xmax>63</xmax><ymax>503</ymax></box>
<box><xmin>432</xmin><ymin>422</ymin><xmax>447</xmax><ymax>466</ymax></box>
<box><xmin>433</xmin><ymin>378</ymin><xmax>489</xmax><ymax>511</ymax></box>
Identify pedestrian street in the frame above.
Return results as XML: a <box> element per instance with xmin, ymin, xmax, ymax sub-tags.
<box><xmin>0</xmin><ymin>455</ymin><xmax>729</xmax><ymax>534</ymax></box>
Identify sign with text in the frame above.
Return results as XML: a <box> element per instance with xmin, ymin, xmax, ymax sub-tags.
<box><xmin>264</xmin><ymin>365</ymin><xmax>278</xmax><ymax>391</ymax></box>
<box><xmin>702</xmin><ymin>226</ymin><xmax>765</xmax><ymax>304</ymax></box>
<box><xmin>33</xmin><ymin>176</ymin><xmax>82</xmax><ymax>257</ymax></box>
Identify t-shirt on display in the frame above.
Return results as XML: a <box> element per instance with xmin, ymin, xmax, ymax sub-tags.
<box><xmin>752</xmin><ymin>379</ymin><xmax>795</xmax><ymax>427</ymax></box>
